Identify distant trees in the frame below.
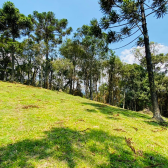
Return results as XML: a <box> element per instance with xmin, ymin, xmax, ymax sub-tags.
<box><xmin>0</xmin><ymin>1</ymin><xmax>32</xmax><ymax>82</ymax></box>
<box><xmin>52</xmin><ymin>58</ymin><xmax>74</xmax><ymax>91</ymax></box>
<box><xmin>75</xmin><ymin>24</ymin><xmax>107</xmax><ymax>100</ymax></box>
<box><xmin>32</xmin><ymin>11</ymin><xmax>72</xmax><ymax>89</ymax></box>
<box><xmin>0</xmin><ymin>35</ymin><xmax>11</xmax><ymax>81</ymax></box>
<box><xmin>104</xmin><ymin>50</ymin><xmax>122</xmax><ymax>105</ymax></box>
<box><xmin>59</xmin><ymin>39</ymin><xmax>84</xmax><ymax>94</ymax></box>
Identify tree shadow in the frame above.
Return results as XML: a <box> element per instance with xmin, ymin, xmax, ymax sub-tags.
<box><xmin>86</xmin><ymin>108</ymin><xmax>97</xmax><ymax>113</ymax></box>
<box><xmin>106</xmin><ymin>116</ymin><xmax>122</xmax><ymax>120</ymax></box>
<box><xmin>144</xmin><ymin>120</ymin><xmax>168</xmax><ymax>128</ymax></box>
<box><xmin>0</xmin><ymin>127</ymin><xmax>168</xmax><ymax>168</ymax></box>
<box><xmin>82</xmin><ymin>102</ymin><xmax>151</xmax><ymax>119</ymax></box>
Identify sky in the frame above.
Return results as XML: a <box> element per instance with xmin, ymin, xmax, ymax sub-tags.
<box><xmin>1</xmin><ymin>0</ymin><xmax>168</xmax><ymax>64</ymax></box>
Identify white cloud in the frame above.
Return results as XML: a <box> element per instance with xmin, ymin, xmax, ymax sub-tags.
<box><xmin>156</xmin><ymin>44</ymin><xmax>168</xmax><ymax>54</ymax></box>
<box><xmin>120</xmin><ymin>48</ymin><xmax>139</xmax><ymax>64</ymax></box>
<box><xmin>119</xmin><ymin>44</ymin><xmax>168</xmax><ymax>64</ymax></box>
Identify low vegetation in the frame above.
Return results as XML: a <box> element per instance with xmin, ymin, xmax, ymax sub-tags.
<box><xmin>0</xmin><ymin>81</ymin><xmax>168</xmax><ymax>168</ymax></box>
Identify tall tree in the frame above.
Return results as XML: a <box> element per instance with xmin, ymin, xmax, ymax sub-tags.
<box><xmin>93</xmin><ymin>0</ymin><xmax>168</xmax><ymax>121</ymax></box>
<box><xmin>59</xmin><ymin>39</ymin><xmax>84</xmax><ymax>94</ymax></box>
<box><xmin>52</xmin><ymin>58</ymin><xmax>74</xmax><ymax>91</ymax></box>
<box><xmin>106</xmin><ymin>51</ymin><xmax>122</xmax><ymax>105</ymax></box>
<box><xmin>0</xmin><ymin>1</ymin><xmax>32</xmax><ymax>82</ymax></box>
<box><xmin>0</xmin><ymin>35</ymin><xmax>11</xmax><ymax>81</ymax></box>
<box><xmin>75</xmin><ymin>23</ymin><xmax>107</xmax><ymax>100</ymax></box>
<box><xmin>32</xmin><ymin>11</ymin><xmax>72</xmax><ymax>89</ymax></box>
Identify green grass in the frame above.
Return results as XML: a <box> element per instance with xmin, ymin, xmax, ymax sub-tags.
<box><xmin>0</xmin><ymin>81</ymin><xmax>168</xmax><ymax>168</ymax></box>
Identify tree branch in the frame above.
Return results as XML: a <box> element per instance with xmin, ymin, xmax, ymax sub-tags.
<box><xmin>0</xmin><ymin>21</ymin><xmax>7</xmax><ymax>29</ymax></box>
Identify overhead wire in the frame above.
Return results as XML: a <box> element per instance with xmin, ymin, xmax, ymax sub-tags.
<box><xmin>121</xmin><ymin>28</ymin><xmax>140</xmax><ymax>40</ymax></box>
<box><xmin>111</xmin><ymin>34</ymin><xmax>142</xmax><ymax>50</ymax></box>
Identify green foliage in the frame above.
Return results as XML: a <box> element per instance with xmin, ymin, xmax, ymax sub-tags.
<box><xmin>31</xmin><ymin>10</ymin><xmax>72</xmax><ymax>88</ymax></box>
<box><xmin>32</xmin><ymin>11</ymin><xmax>72</xmax><ymax>45</ymax></box>
<box><xmin>0</xmin><ymin>1</ymin><xmax>32</xmax><ymax>38</ymax></box>
<box><xmin>52</xmin><ymin>58</ymin><xmax>74</xmax><ymax>73</ymax></box>
<box><xmin>98</xmin><ymin>0</ymin><xmax>168</xmax><ymax>43</ymax></box>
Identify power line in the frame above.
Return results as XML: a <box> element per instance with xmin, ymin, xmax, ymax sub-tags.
<box><xmin>111</xmin><ymin>34</ymin><xmax>142</xmax><ymax>50</ymax></box>
<box><xmin>121</xmin><ymin>29</ymin><xmax>140</xmax><ymax>40</ymax></box>
<box><xmin>108</xmin><ymin>22</ymin><xmax>130</xmax><ymax>29</ymax></box>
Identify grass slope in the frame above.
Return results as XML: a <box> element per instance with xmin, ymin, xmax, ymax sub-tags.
<box><xmin>0</xmin><ymin>81</ymin><xmax>168</xmax><ymax>168</ymax></box>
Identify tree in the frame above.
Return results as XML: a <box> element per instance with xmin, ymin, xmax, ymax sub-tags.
<box><xmin>21</xmin><ymin>39</ymin><xmax>45</xmax><ymax>85</ymax></box>
<box><xmin>94</xmin><ymin>0</ymin><xmax>168</xmax><ymax>121</ymax></box>
<box><xmin>133</xmin><ymin>42</ymin><xmax>168</xmax><ymax>74</ymax></box>
<box><xmin>122</xmin><ymin>63</ymin><xmax>149</xmax><ymax>111</ymax></box>
<box><xmin>0</xmin><ymin>35</ymin><xmax>11</xmax><ymax>81</ymax></box>
<box><xmin>59</xmin><ymin>39</ymin><xmax>84</xmax><ymax>94</ymax></box>
<box><xmin>75</xmin><ymin>24</ymin><xmax>107</xmax><ymax>100</ymax></box>
<box><xmin>0</xmin><ymin>1</ymin><xmax>32</xmax><ymax>82</ymax></box>
<box><xmin>103</xmin><ymin>50</ymin><xmax>122</xmax><ymax>105</ymax></box>
<box><xmin>52</xmin><ymin>58</ymin><xmax>74</xmax><ymax>91</ymax></box>
<box><xmin>32</xmin><ymin>11</ymin><xmax>72</xmax><ymax>89</ymax></box>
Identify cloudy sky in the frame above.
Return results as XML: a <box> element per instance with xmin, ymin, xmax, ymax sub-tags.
<box><xmin>1</xmin><ymin>0</ymin><xmax>168</xmax><ymax>63</ymax></box>
<box><xmin>120</xmin><ymin>44</ymin><xmax>168</xmax><ymax>64</ymax></box>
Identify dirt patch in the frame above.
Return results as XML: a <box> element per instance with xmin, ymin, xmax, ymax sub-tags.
<box><xmin>55</xmin><ymin>120</ymin><xmax>64</xmax><ymax>124</ymax></box>
<box><xmin>22</xmin><ymin>105</ymin><xmax>39</xmax><ymax>109</ymax></box>
<box><xmin>113</xmin><ymin>128</ymin><xmax>126</xmax><ymax>132</ymax></box>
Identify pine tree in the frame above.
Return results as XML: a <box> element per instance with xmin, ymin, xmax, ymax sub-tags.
<box><xmin>93</xmin><ymin>0</ymin><xmax>168</xmax><ymax>122</ymax></box>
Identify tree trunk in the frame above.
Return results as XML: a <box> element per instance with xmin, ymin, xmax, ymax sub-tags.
<box><xmin>69</xmin><ymin>77</ymin><xmax>72</xmax><ymax>94</ymax></box>
<box><xmin>95</xmin><ymin>78</ymin><xmax>98</xmax><ymax>101</ymax></box>
<box><xmin>108</xmin><ymin>73</ymin><xmax>112</xmax><ymax>105</ymax></box>
<box><xmin>2</xmin><ymin>52</ymin><xmax>5</xmax><ymax>81</ymax></box>
<box><xmin>28</xmin><ymin>57</ymin><xmax>31</xmax><ymax>85</ymax></box>
<box><xmin>73</xmin><ymin>66</ymin><xmax>76</xmax><ymax>93</ymax></box>
<box><xmin>140</xmin><ymin>1</ymin><xmax>164</xmax><ymax>122</ymax></box>
<box><xmin>11</xmin><ymin>37</ymin><xmax>15</xmax><ymax>82</ymax></box>
<box><xmin>123</xmin><ymin>90</ymin><xmax>125</xmax><ymax>109</ymax></box>
<box><xmin>45</xmin><ymin>43</ymin><xmax>49</xmax><ymax>89</ymax></box>
<box><xmin>90</xmin><ymin>58</ymin><xmax>93</xmax><ymax>100</ymax></box>
<box><xmin>39</xmin><ymin>66</ymin><xmax>42</xmax><ymax>87</ymax></box>
<box><xmin>21</xmin><ymin>71</ymin><xmax>24</xmax><ymax>84</ymax></box>
<box><xmin>50</xmin><ymin>70</ymin><xmax>53</xmax><ymax>90</ymax></box>
<box><xmin>4</xmin><ymin>70</ymin><xmax>7</xmax><ymax>81</ymax></box>
<box><xmin>60</xmin><ymin>73</ymin><xmax>63</xmax><ymax>90</ymax></box>
<box><xmin>32</xmin><ymin>68</ymin><xmax>37</xmax><ymax>86</ymax></box>
<box><xmin>85</xmin><ymin>75</ymin><xmax>89</xmax><ymax>99</ymax></box>
<box><xmin>40</xmin><ymin>66</ymin><xmax>43</xmax><ymax>87</ymax></box>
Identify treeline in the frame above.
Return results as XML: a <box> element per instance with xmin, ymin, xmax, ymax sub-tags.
<box><xmin>0</xmin><ymin>2</ymin><xmax>168</xmax><ymax>116</ymax></box>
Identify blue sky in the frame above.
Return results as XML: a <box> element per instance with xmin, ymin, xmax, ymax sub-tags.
<box><xmin>1</xmin><ymin>0</ymin><xmax>168</xmax><ymax>62</ymax></box>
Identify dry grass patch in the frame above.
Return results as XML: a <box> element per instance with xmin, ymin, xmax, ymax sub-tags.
<box><xmin>22</xmin><ymin>105</ymin><xmax>39</xmax><ymax>109</ymax></box>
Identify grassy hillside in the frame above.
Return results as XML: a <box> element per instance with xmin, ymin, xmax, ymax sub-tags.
<box><xmin>0</xmin><ymin>81</ymin><xmax>168</xmax><ymax>168</ymax></box>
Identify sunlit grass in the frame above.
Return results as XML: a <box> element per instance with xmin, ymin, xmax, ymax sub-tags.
<box><xmin>0</xmin><ymin>81</ymin><xmax>168</xmax><ymax>168</ymax></box>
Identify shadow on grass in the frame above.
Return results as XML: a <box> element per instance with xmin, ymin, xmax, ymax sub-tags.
<box><xmin>86</xmin><ymin>109</ymin><xmax>97</xmax><ymax>113</ymax></box>
<box><xmin>82</xmin><ymin>102</ymin><xmax>151</xmax><ymax>119</ymax></box>
<box><xmin>106</xmin><ymin>116</ymin><xmax>122</xmax><ymax>120</ymax></box>
<box><xmin>144</xmin><ymin>120</ymin><xmax>168</xmax><ymax>128</ymax></box>
<box><xmin>0</xmin><ymin>127</ymin><xmax>168</xmax><ymax>168</ymax></box>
